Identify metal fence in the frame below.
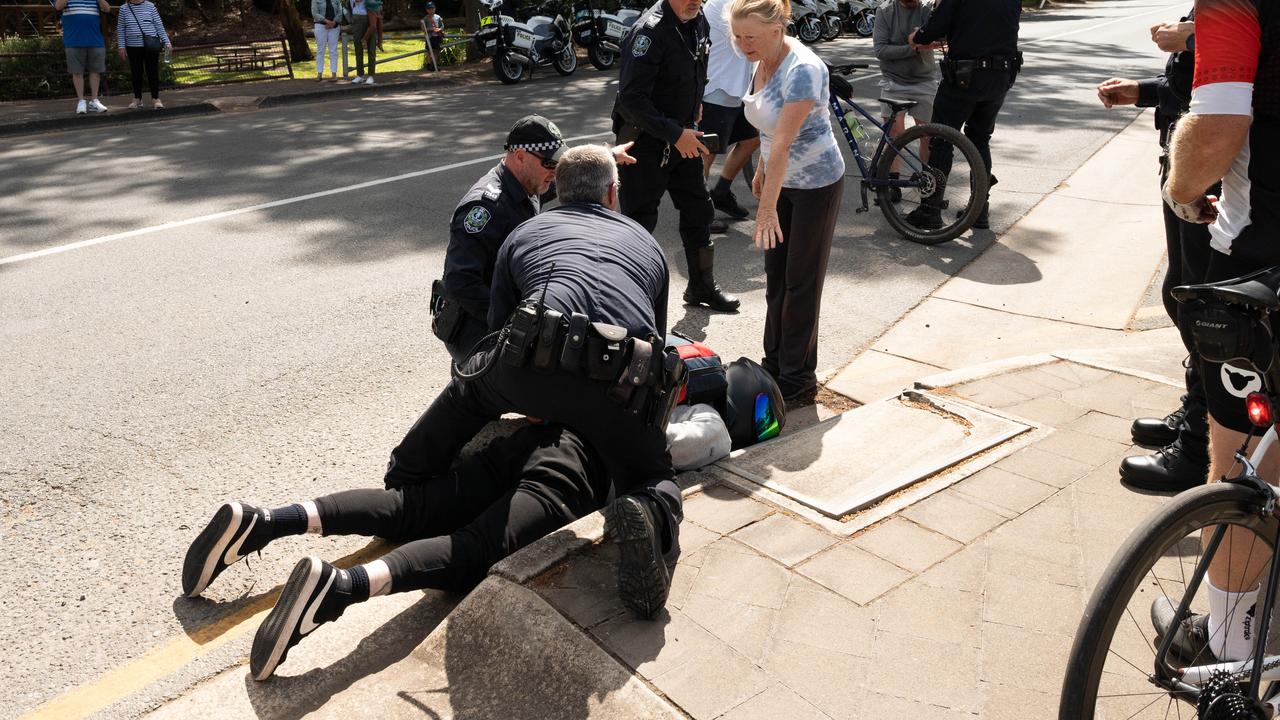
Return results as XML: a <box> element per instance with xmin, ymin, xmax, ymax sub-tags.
<box><xmin>0</xmin><ymin>36</ymin><xmax>292</xmax><ymax>100</ymax></box>
<box><xmin>338</xmin><ymin>26</ymin><xmax>470</xmax><ymax>76</ymax></box>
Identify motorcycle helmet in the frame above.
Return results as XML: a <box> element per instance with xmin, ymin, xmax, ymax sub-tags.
<box><xmin>724</xmin><ymin>358</ymin><xmax>786</xmax><ymax>450</ymax></box>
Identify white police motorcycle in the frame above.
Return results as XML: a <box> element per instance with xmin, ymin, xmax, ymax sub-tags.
<box><xmin>787</xmin><ymin>0</ymin><xmax>824</xmax><ymax>44</ymax></box>
<box><xmin>815</xmin><ymin>0</ymin><xmax>843</xmax><ymax>40</ymax></box>
<box><xmin>474</xmin><ymin>0</ymin><xmax>577</xmax><ymax>84</ymax></box>
<box><xmin>571</xmin><ymin>0</ymin><xmax>639</xmax><ymax>69</ymax></box>
<box><xmin>838</xmin><ymin>0</ymin><xmax>875</xmax><ymax>37</ymax></box>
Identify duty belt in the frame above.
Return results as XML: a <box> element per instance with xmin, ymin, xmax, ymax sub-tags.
<box><xmin>495</xmin><ymin>302</ymin><xmax>688</xmax><ymax>429</ymax></box>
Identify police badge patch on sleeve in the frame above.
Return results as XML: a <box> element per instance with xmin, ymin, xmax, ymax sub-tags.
<box><xmin>463</xmin><ymin>206</ymin><xmax>492</xmax><ymax>234</ymax></box>
<box><xmin>632</xmin><ymin>35</ymin><xmax>652</xmax><ymax>57</ymax></box>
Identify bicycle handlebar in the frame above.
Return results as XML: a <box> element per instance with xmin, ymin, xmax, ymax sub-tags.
<box><xmin>827</xmin><ymin>61</ymin><xmax>870</xmax><ymax>76</ymax></box>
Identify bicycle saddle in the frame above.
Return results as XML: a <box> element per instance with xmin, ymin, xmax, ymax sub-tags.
<box><xmin>880</xmin><ymin>97</ymin><xmax>918</xmax><ymax>112</ymax></box>
<box><xmin>1172</xmin><ymin>265</ymin><xmax>1280</xmax><ymax>311</ymax></box>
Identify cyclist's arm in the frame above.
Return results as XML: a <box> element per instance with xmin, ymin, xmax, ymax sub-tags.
<box><xmin>1165</xmin><ymin>0</ymin><xmax>1258</xmax><ymax>203</ymax></box>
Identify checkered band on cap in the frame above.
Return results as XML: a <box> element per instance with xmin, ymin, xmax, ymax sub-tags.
<box><xmin>505</xmin><ymin>140</ymin><xmax>562</xmax><ymax>152</ymax></box>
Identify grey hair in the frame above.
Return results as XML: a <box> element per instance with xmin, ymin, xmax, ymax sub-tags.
<box><xmin>554</xmin><ymin>144</ymin><xmax>618</xmax><ymax>205</ymax></box>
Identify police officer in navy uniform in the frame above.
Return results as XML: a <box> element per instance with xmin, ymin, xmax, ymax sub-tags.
<box><xmin>433</xmin><ymin>116</ymin><xmax>562</xmax><ymax>362</ymax></box>
<box><xmin>397</xmin><ymin>145</ymin><xmax>684</xmax><ymax>620</ymax></box>
<box><xmin>614</xmin><ymin>0</ymin><xmax>740</xmax><ymax>313</ymax></box>
<box><xmin>906</xmin><ymin>0</ymin><xmax>1021</xmax><ymax>230</ymax></box>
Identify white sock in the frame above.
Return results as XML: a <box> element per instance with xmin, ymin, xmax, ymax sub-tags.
<box><xmin>1207</xmin><ymin>578</ymin><xmax>1262</xmax><ymax>661</ymax></box>
<box><xmin>364</xmin><ymin>559</ymin><xmax>392</xmax><ymax>597</ymax></box>
<box><xmin>302</xmin><ymin>500</ymin><xmax>323</xmax><ymax>534</ymax></box>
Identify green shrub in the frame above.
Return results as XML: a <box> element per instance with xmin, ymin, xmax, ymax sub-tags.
<box><xmin>0</xmin><ymin>35</ymin><xmax>177</xmax><ymax>100</ymax></box>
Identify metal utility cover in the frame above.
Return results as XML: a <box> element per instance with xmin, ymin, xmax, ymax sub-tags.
<box><xmin>718</xmin><ymin>391</ymin><xmax>1032</xmax><ymax>519</ymax></box>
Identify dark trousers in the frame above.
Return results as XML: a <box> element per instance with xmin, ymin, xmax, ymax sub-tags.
<box><xmin>318</xmin><ymin>424</ymin><xmax>610</xmax><ymax>592</ymax></box>
<box><xmin>1163</xmin><ymin>176</ymin><xmax>1214</xmax><ymax>463</ymax></box>
<box><xmin>763</xmin><ymin>179</ymin><xmax>843</xmax><ymax>396</ymax></box>
<box><xmin>382</xmin><ymin>346</ymin><xmax>683</xmax><ymax>550</ymax></box>
<box><xmin>126</xmin><ymin>46</ymin><xmax>160</xmax><ymax>100</ymax></box>
<box><xmin>928</xmin><ymin>71</ymin><xmax>1010</xmax><ymax>177</ymax></box>
<box><xmin>618</xmin><ymin>134</ymin><xmax>714</xmax><ymax>252</ymax></box>
<box><xmin>350</xmin><ymin>15</ymin><xmax>378</xmax><ymax>75</ymax></box>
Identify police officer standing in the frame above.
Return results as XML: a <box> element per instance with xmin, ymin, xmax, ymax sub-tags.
<box><xmin>906</xmin><ymin>0</ymin><xmax>1021</xmax><ymax>230</ymax></box>
<box><xmin>433</xmin><ymin>116</ymin><xmax>561</xmax><ymax>362</ymax></box>
<box><xmin>614</xmin><ymin>0</ymin><xmax>740</xmax><ymax>313</ymax></box>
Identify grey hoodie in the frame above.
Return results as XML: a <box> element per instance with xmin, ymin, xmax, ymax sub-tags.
<box><xmin>873</xmin><ymin>0</ymin><xmax>939</xmax><ymax>85</ymax></box>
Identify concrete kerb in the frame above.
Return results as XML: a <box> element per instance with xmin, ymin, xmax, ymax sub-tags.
<box><xmin>0</xmin><ymin>101</ymin><xmax>219</xmax><ymax>138</ymax></box>
<box><xmin>0</xmin><ymin>75</ymin><xmax>456</xmax><ymax>138</ymax></box>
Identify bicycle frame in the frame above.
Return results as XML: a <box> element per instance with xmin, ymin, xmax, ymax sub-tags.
<box><xmin>1151</xmin><ymin>424</ymin><xmax>1280</xmax><ymax>698</ymax></box>
<box><xmin>827</xmin><ymin>90</ymin><xmax>924</xmax><ymax>211</ymax></box>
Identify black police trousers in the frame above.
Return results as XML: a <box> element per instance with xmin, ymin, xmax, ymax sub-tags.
<box><xmin>442</xmin><ymin>313</ymin><xmax>491</xmax><ymax>365</ymax></box>
<box><xmin>927</xmin><ymin>70</ymin><xmax>1010</xmax><ymax>178</ymax></box>
<box><xmin>618</xmin><ymin>133</ymin><xmax>714</xmax><ymax>251</ymax></box>
<box><xmin>381</xmin><ymin>345</ymin><xmax>684</xmax><ymax>552</ymax></box>
<box><xmin>318</xmin><ymin>424</ymin><xmax>610</xmax><ymax>592</ymax></box>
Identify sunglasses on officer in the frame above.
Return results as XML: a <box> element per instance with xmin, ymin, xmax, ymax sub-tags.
<box><xmin>527</xmin><ymin>151</ymin><xmax>558</xmax><ymax>170</ymax></box>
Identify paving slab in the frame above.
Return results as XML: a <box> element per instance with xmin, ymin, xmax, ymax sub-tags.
<box><xmin>720</xmin><ymin>391</ymin><xmax>1031</xmax><ymax>519</ymax></box>
<box><xmin>796</xmin><ymin>544</ymin><xmax>912</xmax><ymax>606</ymax></box>
<box><xmin>900</xmin><ymin>489</ymin><xmax>1009</xmax><ymax>544</ymax></box>
<box><xmin>730</xmin><ymin>512</ymin><xmax>838</xmax><ymax>567</ymax></box>
<box><xmin>851</xmin><ymin>517</ymin><xmax>963</xmax><ymax>573</ymax></box>
<box><xmin>825</xmin><ymin>349</ymin><xmax>945</xmax><ymax>404</ymax></box>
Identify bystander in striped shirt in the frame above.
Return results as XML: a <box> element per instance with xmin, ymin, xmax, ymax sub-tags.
<box><xmin>115</xmin><ymin>1</ymin><xmax>170</xmax><ymax>48</ymax></box>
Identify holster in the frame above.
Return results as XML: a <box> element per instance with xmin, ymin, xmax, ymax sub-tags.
<box><xmin>586</xmin><ymin>322</ymin><xmax>629</xmax><ymax>380</ymax></box>
<box><xmin>430</xmin><ymin>279</ymin><xmax>465</xmax><ymax>344</ymax></box>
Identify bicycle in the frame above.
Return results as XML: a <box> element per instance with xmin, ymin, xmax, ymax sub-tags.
<box><xmin>826</xmin><ymin>62</ymin><xmax>988</xmax><ymax>245</ymax></box>
<box><xmin>1061</xmin><ymin>265</ymin><xmax>1280</xmax><ymax>719</ymax></box>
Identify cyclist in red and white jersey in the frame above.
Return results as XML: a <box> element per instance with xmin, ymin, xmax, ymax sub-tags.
<box><xmin>1154</xmin><ymin>0</ymin><xmax>1280</xmax><ymax>666</ymax></box>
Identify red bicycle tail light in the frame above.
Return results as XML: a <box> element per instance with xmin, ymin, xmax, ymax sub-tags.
<box><xmin>1246</xmin><ymin>392</ymin><xmax>1273</xmax><ymax>427</ymax></box>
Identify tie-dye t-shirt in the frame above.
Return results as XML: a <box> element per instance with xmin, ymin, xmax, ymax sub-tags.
<box><xmin>742</xmin><ymin>41</ymin><xmax>844</xmax><ymax>190</ymax></box>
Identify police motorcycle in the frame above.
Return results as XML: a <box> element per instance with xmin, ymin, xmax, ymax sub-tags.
<box><xmin>815</xmin><ymin>0</ymin><xmax>843</xmax><ymax>40</ymax></box>
<box><xmin>571</xmin><ymin>0</ymin><xmax>637</xmax><ymax>69</ymax></box>
<box><xmin>786</xmin><ymin>0</ymin><xmax>824</xmax><ymax>44</ymax></box>
<box><xmin>473</xmin><ymin>0</ymin><xmax>577</xmax><ymax>84</ymax></box>
<box><xmin>838</xmin><ymin>0</ymin><xmax>874</xmax><ymax>37</ymax></box>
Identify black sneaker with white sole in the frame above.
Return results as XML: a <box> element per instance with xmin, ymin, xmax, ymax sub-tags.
<box><xmin>250</xmin><ymin>556</ymin><xmax>354</xmax><ymax>681</ymax></box>
<box><xmin>182</xmin><ymin>501</ymin><xmax>274</xmax><ymax>597</ymax></box>
<box><xmin>605</xmin><ymin>495</ymin><xmax>670</xmax><ymax>620</ymax></box>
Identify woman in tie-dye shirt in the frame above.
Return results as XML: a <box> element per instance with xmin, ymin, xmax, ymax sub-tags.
<box><xmin>730</xmin><ymin>0</ymin><xmax>844</xmax><ymax>402</ymax></box>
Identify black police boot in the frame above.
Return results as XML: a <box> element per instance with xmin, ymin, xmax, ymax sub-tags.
<box><xmin>1131</xmin><ymin>397</ymin><xmax>1189</xmax><ymax>447</ymax></box>
<box><xmin>906</xmin><ymin>179</ymin><xmax>946</xmax><ymax>229</ymax></box>
<box><xmin>1119</xmin><ymin>442</ymin><xmax>1208</xmax><ymax>494</ymax></box>
<box><xmin>605</xmin><ymin>494</ymin><xmax>671</xmax><ymax>620</ymax></box>
<box><xmin>955</xmin><ymin>174</ymin><xmax>994</xmax><ymax>229</ymax></box>
<box><xmin>683</xmin><ymin>245</ymin><xmax>740</xmax><ymax>312</ymax></box>
<box><xmin>710</xmin><ymin>219</ymin><xmax>729</xmax><ymax>234</ymax></box>
<box><xmin>710</xmin><ymin>186</ymin><xmax>750</xmax><ymax>219</ymax></box>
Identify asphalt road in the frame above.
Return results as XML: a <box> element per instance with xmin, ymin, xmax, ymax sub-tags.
<box><xmin>0</xmin><ymin>1</ymin><xmax>1183</xmax><ymax>714</ymax></box>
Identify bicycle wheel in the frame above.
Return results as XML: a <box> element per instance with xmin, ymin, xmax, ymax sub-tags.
<box><xmin>873</xmin><ymin>122</ymin><xmax>988</xmax><ymax>245</ymax></box>
<box><xmin>1060</xmin><ymin>482</ymin><xmax>1279</xmax><ymax>720</ymax></box>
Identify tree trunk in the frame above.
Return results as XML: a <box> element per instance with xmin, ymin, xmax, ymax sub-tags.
<box><xmin>277</xmin><ymin>0</ymin><xmax>313</xmax><ymax>62</ymax></box>
<box><xmin>463</xmin><ymin>0</ymin><xmax>479</xmax><ymax>61</ymax></box>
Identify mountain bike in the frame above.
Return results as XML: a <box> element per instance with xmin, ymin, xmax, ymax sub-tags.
<box><xmin>827</xmin><ymin>62</ymin><xmax>988</xmax><ymax>245</ymax></box>
<box><xmin>1060</xmin><ymin>265</ymin><xmax>1280</xmax><ymax>719</ymax></box>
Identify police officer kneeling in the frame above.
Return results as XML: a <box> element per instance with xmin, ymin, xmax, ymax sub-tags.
<box><xmin>907</xmin><ymin>0</ymin><xmax>1021</xmax><ymax>230</ymax></box>
<box><xmin>388</xmin><ymin>144</ymin><xmax>684</xmax><ymax>619</ymax></box>
<box><xmin>614</xmin><ymin>0</ymin><xmax>740</xmax><ymax>312</ymax></box>
<box><xmin>432</xmin><ymin>116</ymin><xmax>562</xmax><ymax>362</ymax></box>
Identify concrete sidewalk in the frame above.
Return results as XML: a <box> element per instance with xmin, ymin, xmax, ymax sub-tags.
<box><xmin>111</xmin><ymin>112</ymin><xmax>1187</xmax><ymax>719</ymax></box>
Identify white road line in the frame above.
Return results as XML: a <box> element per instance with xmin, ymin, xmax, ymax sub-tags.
<box><xmin>0</xmin><ymin>131</ymin><xmax>611</xmax><ymax>267</ymax></box>
<box><xmin>2</xmin><ymin>1</ymin><xmax>1184</xmax><ymax>268</ymax></box>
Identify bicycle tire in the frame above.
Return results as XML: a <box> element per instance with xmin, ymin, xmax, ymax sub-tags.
<box><xmin>1059</xmin><ymin>481</ymin><xmax>1276</xmax><ymax>720</ymax></box>
<box><xmin>874</xmin><ymin>122</ymin><xmax>989</xmax><ymax>245</ymax></box>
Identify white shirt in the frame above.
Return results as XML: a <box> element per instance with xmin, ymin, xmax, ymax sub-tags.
<box><xmin>702</xmin><ymin>0</ymin><xmax>753</xmax><ymax>101</ymax></box>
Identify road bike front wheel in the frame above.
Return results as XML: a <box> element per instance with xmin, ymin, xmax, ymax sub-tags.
<box><xmin>1060</xmin><ymin>481</ymin><xmax>1279</xmax><ymax>720</ymax></box>
<box><xmin>873</xmin><ymin>122</ymin><xmax>988</xmax><ymax>245</ymax></box>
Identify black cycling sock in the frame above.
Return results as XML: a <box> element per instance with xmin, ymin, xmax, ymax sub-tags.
<box><xmin>348</xmin><ymin>565</ymin><xmax>371</xmax><ymax>602</ymax></box>
<box><xmin>268</xmin><ymin>504</ymin><xmax>307</xmax><ymax>539</ymax></box>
